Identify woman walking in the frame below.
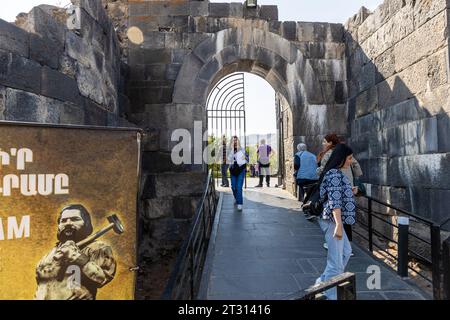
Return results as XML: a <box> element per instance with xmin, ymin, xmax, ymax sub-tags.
<box><xmin>315</xmin><ymin>144</ymin><xmax>357</xmax><ymax>300</ymax></box>
<box><xmin>228</xmin><ymin>136</ymin><xmax>248</xmax><ymax>211</ymax></box>
<box><xmin>318</xmin><ymin>134</ymin><xmax>363</xmax><ymax>248</ymax></box>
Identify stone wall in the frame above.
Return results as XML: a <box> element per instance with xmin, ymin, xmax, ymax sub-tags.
<box><xmin>345</xmin><ymin>0</ymin><xmax>450</xmax><ymax>230</ymax></box>
<box><xmin>126</xmin><ymin>0</ymin><xmax>349</xmax><ymax>266</ymax></box>
<box><xmin>0</xmin><ymin>1</ymin><xmax>127</xmax><ymax>126</ymax></box>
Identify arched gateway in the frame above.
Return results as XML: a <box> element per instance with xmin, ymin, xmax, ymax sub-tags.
<box><xmin>126</xmin><ymin>1</ymin><xmax>347</xmax><ymax>268</ymax></box>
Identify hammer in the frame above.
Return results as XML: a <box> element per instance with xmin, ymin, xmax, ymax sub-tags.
<box><xmin>77</xmin><ymin>214</ymin><xmax>124</xmax><ymax>249</ymax></box>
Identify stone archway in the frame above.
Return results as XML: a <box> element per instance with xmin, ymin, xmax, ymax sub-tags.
<box><xmin>172</xmin><ymin>27</ymin><xmax>340</xmax><ymax>192</ymax></box>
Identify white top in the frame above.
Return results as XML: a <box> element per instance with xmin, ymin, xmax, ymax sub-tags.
<box><xmin>228</xmin><ymin>148</ymin><xmax>247</xmax><ymax>166</ymax></box>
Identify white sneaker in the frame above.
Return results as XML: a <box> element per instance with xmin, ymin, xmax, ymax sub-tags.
<box><xmin>237</xmin><ymin>205</ymin><xmax>243</xmax><ymax>211</ymax></box>
<box><xmin>323</xmin><ymin>242</ymin><xmax>328</xmax><ymax>250</ymax></box>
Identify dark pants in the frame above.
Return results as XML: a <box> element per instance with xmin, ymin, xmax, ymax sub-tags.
<box><xmin>221</xmin><ymin>164</ymin><xmax>229</xmax><ymax>186</ymax></box>
<box><xmin>259</xmin><ymin>174</ymin><xmax>270</xmax><ymax>186</ymax></box>
<box><xmin>344</xmin><ymin>224</ymin><xmax>353</xmax><ymax>242</ymax></box>
<box><xmin>296</xmin><ymin>179</ymin><xmax>318</xmax><ymax>202</ymax></box>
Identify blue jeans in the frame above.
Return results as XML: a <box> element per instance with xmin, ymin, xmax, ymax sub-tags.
<box><xmin>230</xmin><ymin>170</ymin><xmax>246</xmax><ymax>205</ymax></box>
<box><xmin>316</xmin><ymin>219</ymin><xmax>352</xmax><ymax>300</ymax></box>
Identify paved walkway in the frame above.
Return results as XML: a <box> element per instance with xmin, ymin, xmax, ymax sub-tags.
<box><xmin>200</xmin><ymin>179</ymin><xmax>428</xmax><ymax>300</ymax></box>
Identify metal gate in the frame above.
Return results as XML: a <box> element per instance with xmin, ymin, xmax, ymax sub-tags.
<box><xmin>206</xmin><ymin>73</ymin><xmax>247</xmax><ymax>188</ymax></box>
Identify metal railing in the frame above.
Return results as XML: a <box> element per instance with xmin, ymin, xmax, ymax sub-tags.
<box><xmin>284</xmin><ymin>273</ymin><xmax>357</xmax><ymax>300</ymax></box>
<box><xmin>161</xmin><ymin>170</ymin><xmax>218</xmax><ymax>300</ymax></box>
<box><xmin>353</xmin><ymin>195</ymin><xmax>446</xmax><ymax>299</ymax></box>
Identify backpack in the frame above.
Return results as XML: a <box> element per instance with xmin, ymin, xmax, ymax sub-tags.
<box><xmin>301</xmin><ymin>172</ymin><xmax>328</xmax><ymax>216</ymax></box>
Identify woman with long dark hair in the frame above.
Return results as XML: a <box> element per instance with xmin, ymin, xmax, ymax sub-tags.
<box><xmin>315</xmin><ymin>143</ymin><xmax>356</xmax><ymax>300</ymax></box>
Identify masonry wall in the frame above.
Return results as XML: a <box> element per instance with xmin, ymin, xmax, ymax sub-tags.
<box><xmin>0</xmin><ymin>1</ymin><xmax>127</xmax><ymax>126</ymax></box>
<box><xmin>345</xmin><ymin>0</ymin><xmax>450</xmax><ymax>230</ymax></box>
<box><xmin>126</xmin><ymin>0</ymin><xmax>349</xmax><ymax>270</ymax></box>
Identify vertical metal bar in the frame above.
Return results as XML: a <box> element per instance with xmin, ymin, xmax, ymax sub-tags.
<box><xmin>244</xmin><ymin>110</ymin><xmax>247</xmax><ymax>189</ymax></box>
<box><xmin>431</xmin><ymin>224</ymin><xmax>442</xmax><ymax>300</ymax></box>
<box><xmin>190</xmin><ymin>245</ymin><xmax>194</xmax><ymax>299</ymax></box>
<box><xmin>397</xmin><ymin>216</ymin><xmax>409</xmax><ymax>278</ymax></box>
<box><xmin>443</xmin><ymin>236</ymin><xmax>450</xmax><ymax>300</ymax></box>
<box><xmin>368</xmin><ymin>198</ymin><xmax>373</xmax><ymax>253</ymax></box>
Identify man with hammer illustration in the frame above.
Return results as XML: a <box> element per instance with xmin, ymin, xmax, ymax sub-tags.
<box><xmin>34</xmin><ymin>204</ymin><xmax>121</xmax><ymax>300</ymax></box>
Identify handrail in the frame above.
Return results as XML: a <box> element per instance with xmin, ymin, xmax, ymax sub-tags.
<box><xmin>356</xmin><ymin>193</ymin><xmax>443</xmax><ymax>299</ymax></box>
<box><xmin>161</xmin><ymin>170</ymin><xmax>218</xmax><ymax>300</ymax></box>
<box><xmin>364</xmin><ymin>195</ymin><xmax>434</xmax><ymax>225</ymax></box>
<box><xmin>283</xmin><ymin>273</ymin><xmax>357</xmax><ymax>300</ymax></box>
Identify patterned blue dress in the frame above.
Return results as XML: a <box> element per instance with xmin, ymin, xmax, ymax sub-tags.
<box><xmin>319</xmin><ymin>169</ymin><xmax>356</xmax><ymax>225</ymax></box>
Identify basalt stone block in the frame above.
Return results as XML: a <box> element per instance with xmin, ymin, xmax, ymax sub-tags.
<box><xmin>229</xmin><ymin>3</ymin><xmax>244</xmax><ymax>18</ymax></box>
<box><xmin>268</xmin><ymin>21</ymin><xmax>282</xmax><ymax>35</ymax></box>
<box><xmin>328</xmin><ymin>23</ymin><xmax>344</xmax><ymax>42</ymax></box>
<box><xmin>166</xmin><ymin>63</ymin><xmax>182</xmax><ymax>80</ymax></box>
<box><xmin>154</xmin><ymin>172</ymin><xmax>206</xmax><ymax>198</ymax></box>
<box><xmin>182</xmin><ymin>32</ymin><xmax>211</xmax><ymax>50</ymax></box>
<box><xmin>429</xmin><ymin>189</ymin><xmax>450</xmax><ymax>228</ymax></box>
<box><xmin>368</xmin><ymin>157</ymin><xmax>389</xmax><ymax>186</ymax></box>
<box><xmin>164</xmin><ymin>32</ymin><xmax>184</xmax><ymax>49</ymax></box>
<box><xmin>83</xmin><ymin>98</ymin><xmax>108</xmax><ymax>126</ymax></box>
<box><xmin>437</xmin><ymin>112</ymin><xmax>450</xmax><ymax>152</ymax></box>
<box><xmin>59</xmin><ymin>101</ymin><xmax>85</xmax><ymax>125</ymax></box>
<box><xmin>358</xmin><ymin>62</ymin><xmax>376</xmax><ymax>93</ymax></box>
<box><xmin>355</xmin><ymin>86</ymin><xmax>378</xmax><ymax>117</ymax></box>
<box><xmin>281</xmin><ymin>22</ymin><xmax>297</xmax><ymax>41</ymax></box>
<box><xmin>173</xmin><ymin>197</ymin><xmax>197</xmax><ymax>219</ymax></box>
<box><xmin>312</xmin><ymin>23</ymin><xmax>328</xmax><ymax>42</ymax></box>
<box><xmin>142</xmin><ymin>32</ymin><xmax>165</xmax><ymax>49</ymax></box>
<box><xmin>142</xmin><ymin>129</ymin><xmax>160</xmax><ymax>152</ymax></box>
<box><xmin>59</xmin><ymin>54</ymin><xmax>78</xmax><ymax>79</ymax></box>
<box><xmin>143</xmin><ymin>198</ymin><xmax>173</xmax><ymax>220</ymax></box>
<box><xmin>79</xmin><ymin>0</ymin><xmax>110</xmax><ymax>33</ymax></box>
<box><xmin>29</xmin><ymin>33</ymin><xmax>60</xmax><ymax>69</ymax></box>
<box><xmin>24</xmin><ymin>5</ymin><xmax>65</xmax><ymax>46</ymax></box>
<box><xmin>0</xmin><ymin>85</ymin><xmax>5</xmax><ymax>120</ymax></box>
<box><xmin>374</xmin><ymin>48</ymin><xmax>395</xmax><ymax>84</ymax></box>
<box><xmin>335</xmin><ymin>82</ymin><xmax>346</xmax><ymax>104</ymax></box>
<box><xmin>243</xmin><ymin>5</ymin><xmax>260</xmax><ymax>19</ymax></box>
<box><xmin>130</xmin><ymin>48</ymin><xmax>172</xmax><ymax>65</ymax></box>
<box><xmin>143</xmin><ymin>151</ymin><xmax>193</xmax><ymax>174</ymax></box>
<box><xmin>380</xmin><ymin>98</ymin><xmax>428</xmax><ymax>129</ymax></box>
<box><xmin>0</xmin><ymin>50</ymin><xmax>41</xmax><ymax>94</ymax></box>
<box><xmin>388</xmin><ymin>153</ymin><xmax>450</xmax><ymax>189</ymax></box>
<box><xmin>76</xmin><ymin>64</ymin><xmax>106</xmax><ymax>106</ymax></box>
<box><xmin>171</xmin><ymin>49</ymin><xmax>189</xmax><ymax>64</ymax></box>
<box><xmin>209</xmin><ymin>3</ymin><xmax>230</xmax><ymax>17</ymax></box>
<box><xmin>297</xmin><ymin>22</ymin><xmax>315</xmax><ymax>42</ymax></box>
<box><xmin>193</xmin><ymin>36</ymin><xmax>217</xmax><ymax>63</ymax></box>
<box><xmin>0</xmin><ymin>19</ymin><xmax>29</xmax><ymax>58</ymax></box>
<box><xmin>190</xmin><ymin>0</ymin><xmax>209</xmax><ymax>16</ymax></box>
<box><xmin>142</xmin><ymin>174</ymin><xmax>157</xmax><ymax>200</ymax></box>
<box><xmin>368</xmin><ymin>132</ymin><xmax>384</xmax><ymax>159</ymax></box>
<box><xmin>260</xmin><ymin>5</ymin><xmax>278</xmax><ymax>21</ymax></box>
<box><xmin>4</xmin><ymin>88</ymin><xmax>61</xmax><ymax>123</ymax></box>
<box><xmin>41</xmin><ymin>66</ymin><xmax>82</xmax><ymax>105</ymax></box>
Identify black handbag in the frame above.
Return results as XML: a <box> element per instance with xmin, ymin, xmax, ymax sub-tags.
<box><xmin>230</xmin><ymin>161</ymin><xmax>245</xmax><ymax>177</ymax></box>
<box><xmin>302</xmin><ymin>182</ymin><xmax>326</xmax><ymax>216</ymax></box>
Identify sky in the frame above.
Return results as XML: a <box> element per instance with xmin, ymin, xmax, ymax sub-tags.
<box><xmin>1</xmin><ymin>0</ymin><xmax>72</xmax><ymax>22</ymax></box>
<box><xmin>0</xmin><ymin>0</ymin><xmax>384</xmax><ymax>135</ymax></box>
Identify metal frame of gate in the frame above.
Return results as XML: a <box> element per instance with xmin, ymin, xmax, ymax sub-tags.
<box><xmin>206</xmin><ymin>73</ymin><xmax>247</xmax><ymax>188</ymax></box>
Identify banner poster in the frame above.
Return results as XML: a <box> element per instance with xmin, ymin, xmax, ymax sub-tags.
<box><xmin>0</xmin><ymin>123</ymin><xmax>141</xmax><ymax>300</ymax></box>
